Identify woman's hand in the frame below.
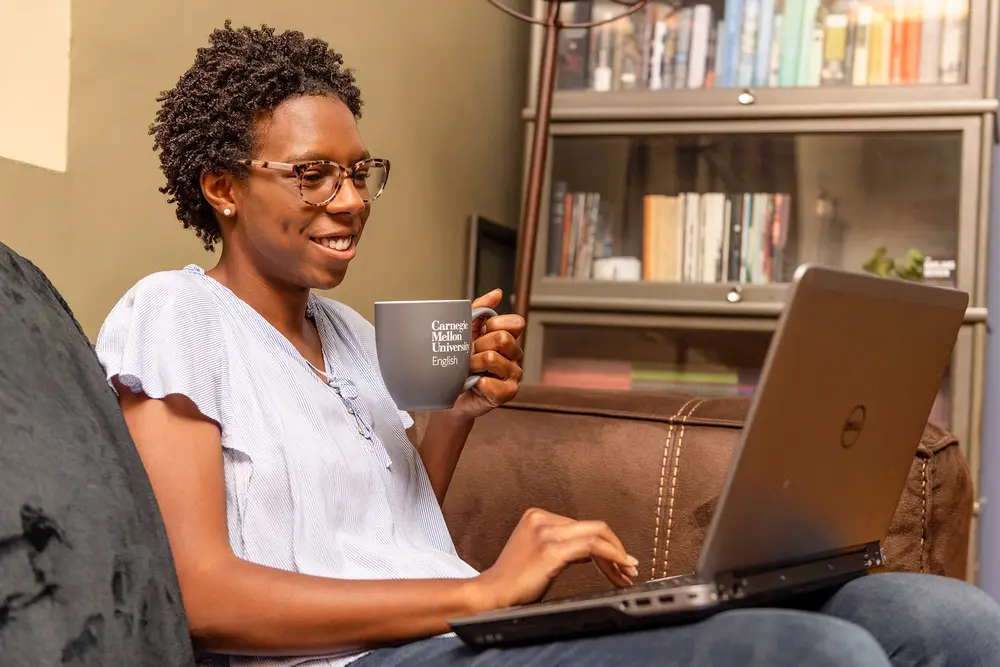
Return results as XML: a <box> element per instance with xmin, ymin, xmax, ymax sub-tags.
<box><xmin>450</xmin><ymin>288</ymin><xmax>525</xmax><ymax>421</ymax></box>
<box><xmin>469</xmin><ymin>508</ymin><xmax>639</xmax><ymax>610</ymax></box>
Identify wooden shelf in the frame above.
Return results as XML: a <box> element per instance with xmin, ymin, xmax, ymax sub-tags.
<box><xmin>529</xmin><ymin>280</ymin><xmax>987</xmax><ymax>323</ymax></box>
<box><xmin>523</xmin><ymin>94</ymin><xmax>997</xmax><ymax>123</ymax></box>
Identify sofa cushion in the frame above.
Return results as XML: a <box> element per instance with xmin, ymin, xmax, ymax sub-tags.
<box><xmin>0</xmin><ymin>243</ymin><xmax>195</xmax><ymax>665</ymax></box>
<box><xmin>439</xmin><ymin>384</ymin><xmax>973</xmax><ymax>600</ymax></box>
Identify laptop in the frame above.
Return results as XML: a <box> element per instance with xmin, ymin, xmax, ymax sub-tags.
<box><xmin>448</xmin><ymin>263</ymin><xmax>969</xmax><ymax>647</ymax></box>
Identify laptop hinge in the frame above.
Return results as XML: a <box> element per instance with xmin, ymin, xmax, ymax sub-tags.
<box><xmin>713</xmin><ymin>541</ymin><xmax>884</xmax><ymax>602</ymax></box>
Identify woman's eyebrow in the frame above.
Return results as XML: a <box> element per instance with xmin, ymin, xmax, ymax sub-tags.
<box><xmin>284</xmin><ymin>150</ymin><xmax>372</xmax><ymax>164</ymax></box>
<box><xmin>350</xmin><ymin>150</ymin><xmax>372</xmax><ymax>164</ymax></box>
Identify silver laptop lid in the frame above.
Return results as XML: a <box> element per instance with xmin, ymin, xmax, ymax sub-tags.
<box><xmin>697</xmin><ymin>264</ymin><xmax>968</xmax><ymax>579</ymax></box>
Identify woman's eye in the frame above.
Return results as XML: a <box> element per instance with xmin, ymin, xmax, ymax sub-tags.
<box><xmin>301</xmin><ymin>171</ymin><xmax>325</xmax><ymax>184</ymax></box>
<box><xmin>353</xmin><ymin>172</ymin><xmax>369</xmax><ymax>183</ymax></box>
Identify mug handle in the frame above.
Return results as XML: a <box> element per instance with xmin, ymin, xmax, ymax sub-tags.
<box><xmin>463</xmin><ymin>306</ymin><xmax>498</xmax><ymax>392</ymax></box>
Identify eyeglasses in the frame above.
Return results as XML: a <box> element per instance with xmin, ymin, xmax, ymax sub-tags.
<box><xmin>238</xmin><ymin>157</ymin><xmax>390</xmax><ymax>206</ymax></box>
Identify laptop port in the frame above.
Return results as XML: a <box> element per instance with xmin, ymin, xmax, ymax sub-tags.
<box><xmin>635</xmin><ymin>597</ymin><xmax>651</xmax><ymax>607</ymax></box>
<box><xmin>658</xmin><ymin>595</ymin><xmax>675</xmax><ymax>604</ymax></box>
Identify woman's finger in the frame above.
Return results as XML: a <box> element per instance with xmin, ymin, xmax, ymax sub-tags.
<box><xmin>470</xmin><ymin>376</ymin><xmax>519</xmax><ymax>406</ymax></box>
<box><xmin>473</xmin><ymin>329</ymin><xmax>523</xmax><ymax>362</ymax></box>
<box><xmin>546</xmin><ymin>520</ymin><xmax>635</xmax><ymax>567</ymax></box>
<box><xmin>482</xmin><ymin>313</ymin><xmax>526</xmax><ymax>338</ymax></box>
<box><xmin>469</xmin><ymin>350</ymin><xmax>522</xmax><ymax>381</ymax></box>
<box><xmin>593</xmin><ymin>557</ymin><xmax>635</xmax><ymax>589</ymax></box>
<box><xmin>471</xmin><ymin>289</ymin><xmax>503</xmax><ymax>311</ymax></box>
<box><xmin>544</xmin><ymin>536</ymin><xmax>635</xmax><ymax>588</ymax></box>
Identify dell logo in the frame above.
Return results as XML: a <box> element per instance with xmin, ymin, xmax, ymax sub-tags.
<box><xmin>841</xmin><ymin>405</ymin><xmax>866</xmax><ymax>448</ymax></box>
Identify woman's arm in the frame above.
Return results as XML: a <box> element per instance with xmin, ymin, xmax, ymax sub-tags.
<box><xmin>413</xmin><ymin>292</ymin><xmax>526</xmax><ymax>504</ymax></box>
<box><xmin>118</xmin><ymin>382</ymin><xmax>636</xmax><ymax>656</ymax></box>
<box><xmin>413</xmin><ymin>410</ymin><xmax>475</xmax><ymax>505</ymax></box>
<box><xmin>116</xmin><ymin>361</ymin><xmax>635</xmax><ymax>658</ymax></box>
<box><xmin>117</xmin><ymin>384</ymin><xmax>487</xmax><ymax>657</ymax></box>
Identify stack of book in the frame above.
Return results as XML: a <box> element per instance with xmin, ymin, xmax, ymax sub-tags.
<box><xmin>556</xmin><ymin>0</ymin><xmax>969</xmax><ymax>92</ymax></box>
<box><xmin>545</xmin><ymin>182</ymin><xmax>615</xmax><ymax>278</ymax></box>
<box><xmin>541</xmin><ymin>357</ymin><xmax>760</xmax><ymax>396</ymax></box>
<box><xmin>642</xmin><ymin>192</ymin><xmax>792</xmax><ymax>284</ymax></box>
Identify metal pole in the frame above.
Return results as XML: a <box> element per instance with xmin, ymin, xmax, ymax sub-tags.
<box><xmin>980</xmin><ymin>117</ymin><xmax>1000</xmax><ymax>599</ymax></box>
<box><xmin>513</xmin><ymin>0</ymin><xmax>561</xmax><ymax>327</ymax></box>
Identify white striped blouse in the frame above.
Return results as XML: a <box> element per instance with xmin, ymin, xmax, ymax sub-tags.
<box><xmin>95</xmin><ymin>265</ymin><xmax>479</xmax><ymax>667</ymax></box>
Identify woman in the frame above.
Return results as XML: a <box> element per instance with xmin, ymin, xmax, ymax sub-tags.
<box><xmin>95</xmin><ymin>22</ymin><xmax>1000</xmax><ymax>667</ymax></box>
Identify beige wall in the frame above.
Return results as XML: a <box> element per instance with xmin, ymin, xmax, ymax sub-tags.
<box><xmin>0</xmin><ymin>0</ymin><xmax>529</xmax><ymax>338</ymax></box>
<box><xmin>0</xmin><ymin>1</ymin><xmax>71</xmax><ymax>171</ymax></box>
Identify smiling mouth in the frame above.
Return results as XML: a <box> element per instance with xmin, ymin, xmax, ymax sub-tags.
<box><xmin>310</xmin><ymin>234</ymin><xmax>355</xmax><ymax>253</ymax></box>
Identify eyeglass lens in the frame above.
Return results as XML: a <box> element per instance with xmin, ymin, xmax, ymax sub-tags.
<box><xmin>298</xmin><ymin>162</ymin><xmax>387</xmax><ymax>205</ymax></box>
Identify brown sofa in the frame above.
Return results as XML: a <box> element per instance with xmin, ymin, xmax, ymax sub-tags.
<box><xmin>419</xmin><ymin>384</ymin><xmax>974</xmax><ymax>601</ymax></box>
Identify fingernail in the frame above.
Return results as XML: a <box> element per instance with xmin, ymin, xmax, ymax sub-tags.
<box><xmin>627</xmin><ymin>554</ymin><xmax>639</xmax><ymax>566</ymax></box>
<box><xmin>625</xmin><ymin>565</ymin><xmax>639</xmax><ymax>578</ymax></box>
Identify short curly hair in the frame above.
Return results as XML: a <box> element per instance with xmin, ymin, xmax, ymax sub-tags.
<box><xmin>149</xmin><ymin>21</ymin><xmax>364</xmax><ymax>250</ymax></box>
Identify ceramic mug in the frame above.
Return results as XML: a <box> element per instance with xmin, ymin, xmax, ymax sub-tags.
<box><xmin>374</xmin><ymin>299</ymin><xmax>497</xmax><ymax>411</ymax></box>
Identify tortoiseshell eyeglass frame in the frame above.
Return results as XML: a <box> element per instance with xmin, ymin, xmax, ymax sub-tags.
<box><xmin>238</xmin><ymin>157</ymin><xmax>391</xmax><ymax>206</ymax></box>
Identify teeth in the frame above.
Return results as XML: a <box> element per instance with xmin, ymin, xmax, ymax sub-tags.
<box><xmin>315</xmin><ymin>236</ymin><xmax>352</xmax><ymax>251</ymax></box>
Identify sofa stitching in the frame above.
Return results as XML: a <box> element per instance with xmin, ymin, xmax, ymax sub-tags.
<box><xmin>920</xmin><ymin>459</ymin><xmax>929</xmax><ymax>573</ymax></box>
<box><xmin>501</xmin><ymin>402</ymin><xmax>747</xmax><ymax>429</ymax></box>
<box><xmin>662</xmin><ymin>399</ymin><xmax>706</xmax><ymax>578</ymax></box>
<box><xmin>650</xmin><ymin>420</ymin><xmax>678</xmax><ymax>581</ymax></box>
<box><xmin>651</xmin><ymin>398</ymin><xmax>698</xmax><ymax>580</ymax></box>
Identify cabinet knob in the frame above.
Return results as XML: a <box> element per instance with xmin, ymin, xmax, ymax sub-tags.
<box><xmin>737</xmin><ymin>89</ymin><xmax>756</xmax><ymax>105</ymax></box>
<box><xmin>726</xmin><ymin>285</ymin><xmax>743</xmax><ymax>303</ymax></box>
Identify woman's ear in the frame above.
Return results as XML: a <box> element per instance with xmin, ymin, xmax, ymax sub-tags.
<box><xmin>201</xmin><ymin>171</ymin><xmax>237</xmax><ymax>219</ymax></box>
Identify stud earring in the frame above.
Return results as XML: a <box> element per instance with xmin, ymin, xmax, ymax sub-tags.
<box><xmin>224</xmin><ymin>208</ymin><xmax>233</xmax><ymax>217</ymax></box>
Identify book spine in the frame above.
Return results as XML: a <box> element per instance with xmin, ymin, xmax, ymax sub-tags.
<box><xmin>768</xmin><ymin>13</ymin><xmax>783</xmax><ymax>87</ymax></box>
<box><xmin>852</xmin><ymin>3</ymin><xmax>873</xmax><ymax>86</ymax></box>
<box><xmin>705</xmin><ymin>18</ymin><xmax>719</xmax><ymax>87</ymax></box>
<box><xmin>559</xmin><ymin>192</ymin><xmax>573</xmax><ymax>277</ymax></box>
<box><xmin>939</xmin><ymin>0</ymin><xmax>966</xmax><ymax>83</ymax></box>
<box><xmin>918</xmin><ymin>0</ymin><xmax>944</xmax><ymax>83</ymax></box>
<box><xmin>901</xmin><ymin>9</ymin><xmax>923</xmax><ymax>83</ymax></box>
<box><xmin>674</xmin><ymin>7</ymin><xmax>694</xmax><ymax>88</ymax></box>
<box><xmin>546</xmin><ymin>181</ymin><xmax>567</xmax><ymax>276</ymax></box>
<box><xmin>821</xmin><ymin>13</ymin><xmax>849</xmax><ymax>86</ymax></box>
<box><xmin>649</xmin><ymin>17</ymin><xmax>668</xmax><ymax>90</ymax></box>
<box><xmin>687</xmin><ymin>4</ymin><xmax>714</xmax><ymax>88</ymax></box>
<box><xmin>753</xmin><ymin>0</ymin><xmax>776</xmax><ymax>86</ymax></box>
<box><xmin>662</xmin><ymin>13</ymin><xmax>679</xmax><ymax>89</ymax></box>
<box><xmin>728</xmin><ymin>194</ymin><xmax>744</xmax><ymax>282</ymax></box>
<box><xmin>738</xmin><ymin>0</ymin><xmax>760</xmax><ymax>87</ymax></box>
<box><xmin>797</xmin><ymin>0</ymin><xmax>821</xmax><ymax>85</ymax></box>
<box><xmin>778</xmin><ymin>0</ymin><xmax>804</xmax><ymax>86</ymax></box>
<box><xmin>721</xmin><ymin>0</ymin><xmax>744</xmax><ymax>87</ymax></box>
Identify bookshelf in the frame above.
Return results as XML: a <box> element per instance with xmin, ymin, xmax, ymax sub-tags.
<box><xmin>537</xmin><ymin>0</ymin><xmax>991</xmax><ymax>117</ymax></box>
<box><xmin>517</xmin><ymin>0</ymin><xmax>998</xmax><ymax>583</ymax></box>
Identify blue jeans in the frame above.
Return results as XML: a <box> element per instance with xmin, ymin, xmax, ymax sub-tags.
<box><xmin>353</xmin><ymin>573</ymin><xmax>1000</xmax><ymax>667</ymax></box>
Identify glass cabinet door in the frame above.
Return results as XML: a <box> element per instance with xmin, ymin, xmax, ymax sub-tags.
<box><xmin>525</xmin><ymin>313</ymin><xmax>959</xmax><ymax>433</ymax></box>
<box><xmin>532</xmin><ymin>116</ymin><xmax>980</xmax><ymax>311</ymax></box>
<box><xmin>542</xmin><ymin>0</ymin><xmax>987</xmax><ymax>110</ymax></box>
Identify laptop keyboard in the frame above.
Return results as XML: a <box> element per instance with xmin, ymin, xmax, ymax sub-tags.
<box><xmin>629</xmin><ymin>573</ymin><xmax>702</xmax><ymax>592</ymax></box>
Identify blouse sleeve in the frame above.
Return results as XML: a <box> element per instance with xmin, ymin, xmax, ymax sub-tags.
<box><xmin>95</xmin><ymin>271</ymin><xmax>228</xmax><ymax>430</ymax></box>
